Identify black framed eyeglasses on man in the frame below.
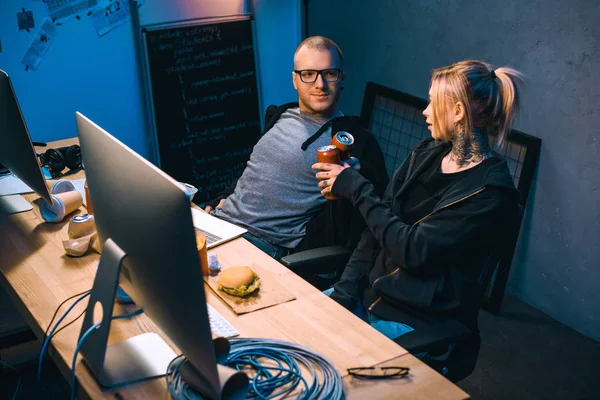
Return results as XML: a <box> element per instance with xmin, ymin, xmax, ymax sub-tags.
<box><xmin>347</xmin><ymin>366</ymin><xmax>410</xmax><ymax>379</ymax></box>
<box><xmin>294</xmin><ymin>69</ymin><xmax>342</xmax><ymax>83</ymax></box>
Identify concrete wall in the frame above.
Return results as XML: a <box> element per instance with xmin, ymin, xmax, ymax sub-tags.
<box><xmin>308</xmin><ymin>0</ymin><xmax>600</xmax><ymax>341</ymax></box>
<box><xmin>0</xmin><ymin>0</ymin><xmax>301</xmax><ymax>160</ymax></box>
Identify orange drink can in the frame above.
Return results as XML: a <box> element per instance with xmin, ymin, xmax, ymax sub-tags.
<box><xmin>316</xmin><ymin>145</ymin><xmax>340</xmax><ymax>200</ymax></box>
<box><xmin>195</xmin><ymin>229</ymin><xmax>209</xmax><ymax>276</ymax></box>
<box><xmin>317</xmin><ymin>145</ymin><xmax>341</xmax><ymax>165</ymax></box>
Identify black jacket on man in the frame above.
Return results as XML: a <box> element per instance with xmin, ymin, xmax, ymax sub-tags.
<box><xmin>205</xmin><ymin>103</ymin><xmax>389</xmax><ymax>253</ymax></box>
<box><xmin>329</xmin><ymin>138</ymin><xmax>520</xmax><ymax>328</ymax></box>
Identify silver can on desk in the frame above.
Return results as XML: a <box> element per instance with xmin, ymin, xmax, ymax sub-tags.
<box><xmin>67</xmin><ymin>213</ymin><xmax>96</xmax><ymax>239</ymax></box>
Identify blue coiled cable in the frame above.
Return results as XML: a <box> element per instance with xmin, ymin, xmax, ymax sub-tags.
<box><xmin>166</xmin><ymin>337</ymin><xmax>344</xmax><ymax>400</ymax></box>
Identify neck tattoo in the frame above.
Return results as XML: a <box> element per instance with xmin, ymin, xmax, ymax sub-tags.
<box><xmin>449</xmin><ymin>125</ymin><xmax>494</xmax><ymax>168</ymax></box>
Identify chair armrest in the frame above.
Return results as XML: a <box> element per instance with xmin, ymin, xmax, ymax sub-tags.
<box><xmin>280</xmin><ymin>246</ymin><xmax>351</xmax><ymax>273</ymax></box>
<box><xmin>393</xmin><ymin>320</ymin><xmax>474</xmax><ymax>354</ymax></box>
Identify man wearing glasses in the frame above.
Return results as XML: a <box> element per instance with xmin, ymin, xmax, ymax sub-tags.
<box><xmin>292</xmin><ymin>46</ymin><xmax>344</xmax><ymax>118</ymax></box>
<box><xmin>205</xmin><ymin>36</ymin><xmax>387</xmax><ymax>262</ymax></box>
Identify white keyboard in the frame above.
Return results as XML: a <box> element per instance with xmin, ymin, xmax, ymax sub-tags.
<box><xmin>207</xmin><ymin>303</ymin><xmax>239</xmax><ymax>338</ymax></box>
<box><xmin>71</xmin><ymin>178</ymin><xmax>87</xmax><ymax>207</ymax></box>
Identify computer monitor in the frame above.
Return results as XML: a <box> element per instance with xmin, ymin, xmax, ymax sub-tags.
<box><xmin>75</xmin><ymin>112</ymin><xmax>248</xmax><ymax>399</ymax></box>
<box><xmin>0</xmin><ymin>70</ymin><xmax>52</xmax><ymax>214</ymax></box>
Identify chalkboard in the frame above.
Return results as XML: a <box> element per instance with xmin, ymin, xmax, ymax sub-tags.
<box><xmin>142</xmin><ymin>17</ymin><xmax>261</xmax><ymax>204</ymax></box>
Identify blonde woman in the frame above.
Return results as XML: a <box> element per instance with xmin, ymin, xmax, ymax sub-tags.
<box><xmin>313</xmin><ymin>60</ymin><xmax>522</xmax><ymax>339</ymax></box>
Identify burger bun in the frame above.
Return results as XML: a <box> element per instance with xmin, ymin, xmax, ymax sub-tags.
<box><xmin>218</xmin><ymin>266</ymin><xmax>256</xmax><ymax>288</ymax></box>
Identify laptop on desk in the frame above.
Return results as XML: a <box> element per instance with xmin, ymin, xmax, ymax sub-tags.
<box><xmin>190</xmin><ymin>207</ymin><xmax>246</xmax><ymax>249</ymax></box>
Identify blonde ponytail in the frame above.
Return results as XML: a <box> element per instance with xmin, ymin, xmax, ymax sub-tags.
<box><xmin>493</xmin><ymin>67</ymin><xmax>524</xmax><ymax>147</ymax></box>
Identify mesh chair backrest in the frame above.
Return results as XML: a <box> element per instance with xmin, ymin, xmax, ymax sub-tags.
<box><xmin>360</xmin><ymin>82</ymin><xmax>541</xmax><ymax>207</ymax></box>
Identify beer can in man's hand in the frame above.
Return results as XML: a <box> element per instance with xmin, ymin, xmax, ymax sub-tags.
<box><xmin>316</xmin><ymin>145</ymin><xmax>341</xmax><ymax>200</ymax></box>
<box><xmin>317</xmin><ymin>145</ymin><xmax>341</xmax><ymax>165</ymax></box>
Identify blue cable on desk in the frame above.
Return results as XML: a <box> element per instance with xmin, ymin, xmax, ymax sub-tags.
<box><xmin>70</xmin><ymin>308</ymin><xmax>144</xmax><ymax>400</ymax></box>
<box><xmin>166</xmin><ymin>337</ymin><xmax>344</xmax><ymax>400</ymax></box>
<box><xmin>37</xmin><ymin>288</ymin><xmax>138</xmax><ymax>383</ymax></box>
<box><xmin>37</xmin><ymin>291</ymin><xmax>91</xmax><ymax>381</ymax></box>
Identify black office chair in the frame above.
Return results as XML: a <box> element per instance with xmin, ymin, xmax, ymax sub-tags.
<box><xmin>390</xmin><ymin>204</ymin><xmax>523</xmax><ymax>382</ymax></box>
<box><xmin>281</xmin><ymin>245</ymin><xmax>351</xmax><ymax>290</ymax></box>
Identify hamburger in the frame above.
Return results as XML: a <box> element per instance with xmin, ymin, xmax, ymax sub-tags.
<box><xmin>217</xmin><ymin>266</ymin><xmax>261</xmax><ymax>297</ymax></box>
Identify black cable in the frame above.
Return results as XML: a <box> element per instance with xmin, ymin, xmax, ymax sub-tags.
<box><xmin>52</xmin><ymin>309</ymin><xmax>86</xmax><ymax>337</ymax></box>
<box><xmin>44</xmin><ymin>290</ymin><xmax>91</xmax><ymax>341</ymax></box>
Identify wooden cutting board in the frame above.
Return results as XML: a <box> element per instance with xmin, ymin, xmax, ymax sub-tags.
<box><xmin>204</xmin><ymin>263</ymin><xmax>296</xmax><ymax>315</ymax></box>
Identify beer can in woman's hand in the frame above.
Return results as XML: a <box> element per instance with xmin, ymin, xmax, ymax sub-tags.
<box><xmin>331</xmin><ymin>131</ymin><xmax>354</xmax><ymax>161</ymax></box>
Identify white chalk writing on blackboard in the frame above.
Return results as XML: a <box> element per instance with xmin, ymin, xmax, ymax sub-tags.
<box><xmin>173</xmin><ymin>46</ymin><xmax>194</xmax><ymax>56</ymax></box>
<box><xmin>167</xmin><ymin>59</ymin><xmax>221</xmax><ymax>73</ymax></box>
<box><xmin>175</xmin><ymin>34</ymin><xmax>221</xmax><ymax>47</ymax></box>
<box><xmin>190</xmin><ymin>71</ymin><xmax>255</xmax><ymax>87</ymax></box>
<box><xmin>186</xmin><ymin>95</ymin><xmax>218</xmax><ymax>105</ymax></box>
<box><xmin>195</xmin><ymin>162</ymin><xmax>247</xmax><ymax>192</ymax></box>
<box><xmin>169</xmin><ymin>134</ymin><xmax>227</xmax><ymax>149</ymax></box>
<box><xmin>188</xmin><ymin>128</ymin><xmax>212</xmax><ymax>138</ymax></box>
<box><xmin>220</xmin><ymin>88</ymin><xmax>252</xmax><ymax>100</ymax></box>
<box><xmin>222</xmin><ymin>149</ymin><xmax>253</xmax><ymax>158</ymax></box>
<box><xmin>205</xmin><ymin>168</ymin><xmax>247</xmax><ymax>191</ymax></box>
<box><xmin>183</xmin><ymin>89</ymin><xmax>252</xmax><ymax>106</ymax></box>
<box><xmin>188</xmin><ymin>45</ymin><xmax>252</xmax><ymax>60</ymax></box>
<box><xmin>168</xmin><ymin>44</ymin><xmax>251</xmax><ymax>60</ymax></box>
<box><xmin>190</xmin><ymin>148</ymin><xmax>252</xmax><ymax>167</ymax></box>
<box><xmin>156</xmin><ymin>25</ymin><xmax>220</xmax><ymax>41</ymax></box>
<box><xmin>158</xmin><ymin>30</ymin><xmax>182</xmax><ymax>40</ymax></box>
<box><xmin>189</xmin><ymin>111</ymin><xmax>226</xmax><ymax>123</ymax></box>
<box><xmin>222</xmin><ymin>121</ymin><xmax>261</xmax><ymax>133</ymax></box>
<box><xmin>184</xmin><ymin>26</ymin><xmax>220</xmax><ymax>37</ymax></box>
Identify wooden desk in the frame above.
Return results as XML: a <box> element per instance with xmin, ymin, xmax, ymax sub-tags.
<box><xmin>0</xmin><ymin>138</ymin><xmax>468</xmax><ymax>399</ymax></box>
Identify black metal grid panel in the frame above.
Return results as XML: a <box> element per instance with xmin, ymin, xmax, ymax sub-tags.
<box><xmin>368</xmin><ymin>94</ymin><xmax>430</xmax><ymax>177</ymax></box>
<box><xmin>364</xmin><ymin>86</ymin><xmax>530</xmax><ymax>194</ymax></box>
<box><xmin>490</xmin><ymin>135</ymin><xmax>525</xmax><ymax>190</ymax></box>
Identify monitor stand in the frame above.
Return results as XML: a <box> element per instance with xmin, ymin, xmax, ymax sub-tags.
<box><xmin>0</xmin><ymin>194</ymin><xmax>33</xmax><ymax>214</ymax></box>
<box><xmin>79</xmin><ymin>238</ymin><xmax>250</xmax><ymax>398</ymax></box>
<box><xmin>77</xmin><ymin>238</ymin><xmax>177</xmax><ymax>388</ymax></box>
<box><xmin>0</xmin><ymin>173</ymin><xmax>35</xmax><ymax>214</ymax></box>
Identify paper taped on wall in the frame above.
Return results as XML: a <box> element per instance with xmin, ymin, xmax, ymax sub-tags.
<box><xmin>20</xmin><ymin>18</ymin><xmax>61</xmax><ymax>71</ymax></box>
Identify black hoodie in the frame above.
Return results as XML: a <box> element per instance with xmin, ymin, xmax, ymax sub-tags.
<box><xmin>330</xmin><ymin>138</ymin><xmax>520</xmax><ymax>327</ymax></box>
